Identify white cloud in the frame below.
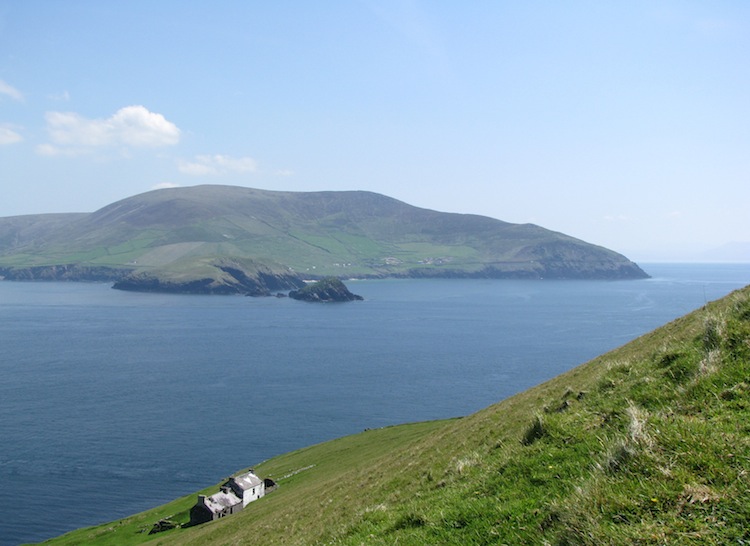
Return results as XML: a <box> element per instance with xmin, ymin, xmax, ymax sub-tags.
<box><xmin>35</xmin><ymin>143</ymin><xmax>60</xmax><ymax>156</ymax></box>
<box><xmin>0</xmin><ymin>126</ymin><xmax>23</xmax><ymax>145</ymax></box>
<box><xmin>151</xmin><ymin>182</ymin><xmax>180</xmax><ymax>190</ymax></box>
<box><xmin>41</xmin><ymin>105</ymin><xmax>180</xmax><ymax>154</ymax></box>
<box><xmin>110</xmin><ymin>106</ymin><xmax>180</xmax><ymax>146</ymax></box>
<box><xmin>0</xmin><ymin>79</ymin><xmax>23</xmax><ymax>101</ymax></box>
<box><xmin>35</xmin><ymin>143</ymin><xmax>89</xmax><ymax>157</ymax></box>
<box><xmin>178</xmin><ymin>154</ymin><xmax>258</xmax><ymax>176</ymax></box>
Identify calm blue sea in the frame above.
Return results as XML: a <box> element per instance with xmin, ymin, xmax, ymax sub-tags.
<box><xmin>1</xmin><ymin>263</ymin><xmax>749</xmax><ymax>545</ymax></box>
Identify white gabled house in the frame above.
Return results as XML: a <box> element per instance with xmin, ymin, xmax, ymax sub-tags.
<box><xmin>226</xmin><ymin>470</ymin><xmax>265</xmax><ymax>506</ymax></box>
<box><xmin>189</xmin><ymin>469</ymin><xmax>274</xmax><ymax>526</ymax></box>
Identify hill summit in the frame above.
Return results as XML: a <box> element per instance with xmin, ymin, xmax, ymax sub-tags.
<box><xmin>0</xmin><ymin>185</ymin><xmax>647</xmax><ymax>293</ymax></box>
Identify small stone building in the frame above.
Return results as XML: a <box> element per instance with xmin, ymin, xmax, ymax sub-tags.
<box><xmin>189</xmin><ymin>470</ymin><xmax>267</xmax><ymax>526</ymax></box>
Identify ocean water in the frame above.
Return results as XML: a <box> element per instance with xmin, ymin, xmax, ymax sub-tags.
<box><xmin>1</xmin><ymin>263</ymin><xmax>748</xmax><ymax>545</ymax></box>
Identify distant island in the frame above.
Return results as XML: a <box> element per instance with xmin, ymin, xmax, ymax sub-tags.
<box><xmin>0</xmin><ymin>185</ymin><xmax>648</xmax><ymax>294</ymax></box>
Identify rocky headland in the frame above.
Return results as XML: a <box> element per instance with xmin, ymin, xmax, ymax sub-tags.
<box><xmin>111</xmin><ymin>258</ymin><xmax>305</xmax><ymax>296</ymax></box>
<box><xmin>288</xmin><ymin>277</ymin><xmax>364</xmax><ymax>302</ymax></box>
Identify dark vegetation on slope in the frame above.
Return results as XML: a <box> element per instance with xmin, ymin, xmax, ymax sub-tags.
<box><xmin>43</xmin><ymin>284</ymin><xmax>750</xmax><ymax>545</ymax></box>
<box><xmin>0</xmin><ymin>185</ymin><xmax>647</xmax><ymax>294</ymax></box>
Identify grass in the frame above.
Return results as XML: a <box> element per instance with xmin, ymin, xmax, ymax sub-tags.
<box><xmin>39</xmin><ymin>285</ymin><xmax>750</xmax><ymax>545</ymax></box>
<box><xmin>39</xmin><ymin>420</ymin><xmax>451</xmax><ymax>545</ymax></box>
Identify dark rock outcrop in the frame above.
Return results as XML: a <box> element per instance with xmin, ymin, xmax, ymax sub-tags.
<box><xmin>288</xmin><ymin>277</ymin><xmax>363</xmax><ymax>302</ymax></box>
<box><xmin>148</xmin><ymin>519</ymin><xmax>177</xmax><ymax>535</ymax></box>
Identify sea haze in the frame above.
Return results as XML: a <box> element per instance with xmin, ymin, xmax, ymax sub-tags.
<box><xmin>1</xmin><ymin>263</ymin><xmax>749</xmax><ymax>545</ymax></box>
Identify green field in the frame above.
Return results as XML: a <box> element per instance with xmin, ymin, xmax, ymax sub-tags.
<box><xmin>40</xmin><ymin>284</ymin><xmax>750</xmax><ymax>545</ymax></box>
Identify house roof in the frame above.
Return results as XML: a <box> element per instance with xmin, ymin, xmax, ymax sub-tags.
<box><xmin>230</xmin><ymin>470</ymin><xmax>263</xmax><ymax>491</ymax></box>
<box><xmin>203</xmin><ymin>489</ymin><xmax>242</xmax><ymax>514</ymax></box>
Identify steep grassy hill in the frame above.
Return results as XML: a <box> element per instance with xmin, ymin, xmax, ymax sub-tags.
<box><xmin>43</xmin><ymin>284</ymin><xmax>750</xmax><ymax>545</ymax></box>
<box><xmin>0</xmin><ymin>185</ymin><xmax>646</xmax><ymax>293</ymax></box>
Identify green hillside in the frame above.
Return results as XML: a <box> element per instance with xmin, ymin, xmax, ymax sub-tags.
<box><xmin>0</xmin><ymin>185</ymin><xmax>646</xmax><ymax>293</ymax></box>
<box><xmin>41</xmin><ymin>284</ymin><xmax>750</xmax><ymax>545</ymax></box>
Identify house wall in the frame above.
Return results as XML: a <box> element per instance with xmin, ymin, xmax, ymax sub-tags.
<box><xmin>241</xmin><ymin>482</ymin><xmax>265</xmax><ymax>506</ymax></box>
<box><xmin>189</xmin><ymin>503</ymin><xmax>214</xmax><ymax>526</ymax></box>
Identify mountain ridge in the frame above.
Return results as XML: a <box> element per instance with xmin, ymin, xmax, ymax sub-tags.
<box><xmin>0</xmin><ymin>185</ymin><xmax>648</xmax><ymax>293</ymax></box>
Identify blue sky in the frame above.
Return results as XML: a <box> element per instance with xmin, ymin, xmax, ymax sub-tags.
<box><xmin>1</xmin><ymin>1</ymin><xmax>748</xmax><ymax>261</ymax></box>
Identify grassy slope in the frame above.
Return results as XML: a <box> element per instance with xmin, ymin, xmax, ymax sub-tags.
<box><xmin>40</xmin><ymin>421</ymin><xmax>450</xmax><ymax>546</ymax></box>
<box><xmin>41</xmin><ymin>284</ymin><xmax>750</xmax><ymax>545</ymax></box>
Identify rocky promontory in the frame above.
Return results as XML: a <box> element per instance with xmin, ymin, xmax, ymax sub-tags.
<box><xmin>288</xmin><ymin>277</ymin><xmax>363</xmax><ymax>302</ymax></box>
<box><xmin>112</xmin><ymin>258</ymin><xmax>305</xmax><ymax>296</ymax></box>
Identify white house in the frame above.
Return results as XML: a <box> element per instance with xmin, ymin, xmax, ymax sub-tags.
<box><xmin>226</xmin><ymin>470</ymin><xmax>265</xmax><ymax>506</ymax></box>
<box><xmin>189</xmin><ymin>470</ymin><xmax>269</xmax><ymax>526</ymax></box>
